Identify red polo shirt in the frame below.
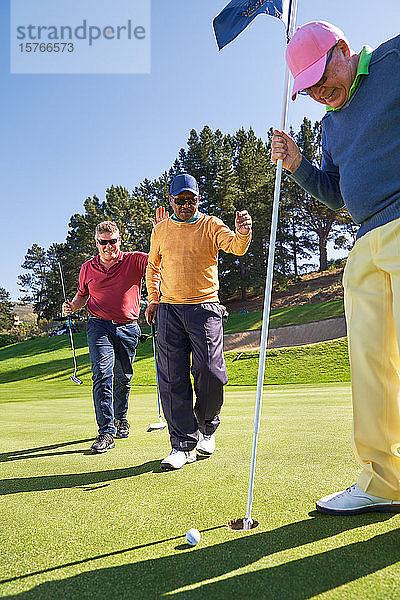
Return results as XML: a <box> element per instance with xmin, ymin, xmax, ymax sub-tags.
<box><xmin>77</xmin><ymin>251</ymin><xmax>148</xmax><ymax>322</ymax></box>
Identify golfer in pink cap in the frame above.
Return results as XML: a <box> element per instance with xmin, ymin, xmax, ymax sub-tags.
<box><xmin>272</xmin><ymin>22</ymin><xmax>400</xmax><ymax>515</ymax></box>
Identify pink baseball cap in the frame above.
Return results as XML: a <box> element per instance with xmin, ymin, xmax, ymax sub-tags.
<box><xmin>286</xmin><ymin>21</ymin><xmax>348</xmax><ymax>100</ymax></box>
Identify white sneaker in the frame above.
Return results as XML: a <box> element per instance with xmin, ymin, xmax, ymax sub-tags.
<box><xmin>197</xmin><ymin>432</ymin><xmax>216</xmax><ymax>456</ymax></box>
<box><xmin>160</xmin><ymin>448</ymin><xmax>196</xmax><ymax>471</ymax></box>
<box><xmin>316</xmin><ymin>483</ymin><xmax>400</xmax><ymax>515</ymax></box>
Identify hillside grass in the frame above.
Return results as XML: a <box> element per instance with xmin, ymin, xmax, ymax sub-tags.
<box><xmin>224</xmin><ymin>298</ymin><xmax>344</xmax><ymax>334</ymax></box>
<box><xmin>0</xmin><ymin>298</ymin><xmax>348</xmax><ymax>386</ymax></box>
<box><xmin>0</xmin><ymin>330</ymin><xmax>350</xmax><ymax>386</ymax></box>
<box><xmin>225</xmin><ymin>339</ymin><xmax>350</xmax><ymax>385</ymax></box>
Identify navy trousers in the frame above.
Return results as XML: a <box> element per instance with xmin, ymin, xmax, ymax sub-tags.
<box><xmin>86</xmin><ymin>317</ymin><xmax>140</xmax><ymax>435</ymax></box>
<box><xmin>156</xmin><ymin>303</ymin><xmax>228</xmax><ymax>451</ymax></box>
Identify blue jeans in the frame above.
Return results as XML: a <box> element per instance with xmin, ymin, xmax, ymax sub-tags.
<box><xmin>86</xmin><ymin>317</ymin><xmax>140</xmax><ymax>435</ymax></box>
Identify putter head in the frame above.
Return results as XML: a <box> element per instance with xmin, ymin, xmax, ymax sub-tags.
<box><xmin>146</xmin><ymin>421</ymin><xmax>167</xmax><ymax>432</ymax></box>
<box><xmin>70</xmin><ymin>375</ymin><xmax>83</xmax><ymax>385</ymax></box>
<box><xmin>227</xmin><ymin>517</ymin><xmax>259</xmax><ymax>531</ymax></box>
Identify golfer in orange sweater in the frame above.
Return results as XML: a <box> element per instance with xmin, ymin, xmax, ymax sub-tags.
<box><xmin>145</xmin><ymin>173</ymin><xmax>252</xmax><ymax>470</ymax></box>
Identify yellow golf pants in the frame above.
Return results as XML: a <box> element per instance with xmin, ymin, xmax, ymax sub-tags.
<box><xmin>344</xmin><ymin>217</ymin><xmax>400</xmax><ymax>500</ymax></box>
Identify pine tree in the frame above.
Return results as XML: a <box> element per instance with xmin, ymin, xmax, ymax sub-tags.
<box><xmin>18</xmin><ymin>244</ymin><xmax>48</xmax><ymax>322</ymax></box>
<box><xmin>288</xmin><ymin>118</ymin><xmax>354</xmax><ymax>272</ymax></box>
<box><xmin>229</xmin><ymin>128</ymin><xmax>275</xmax><ymax>296</ymax></box>
<box><xmin>66</xmin><ymin>195</ymin><xmax>107</xmax><ymax>265</ymax></box>
<box><xmin>45</xmin><ymin>243</ymin><xmax>71</xmax><ymax>319</ymax></box>
<box><xmin>0</xmin><ymin>287</ymin><xmax>14</xmax><ymax>330</ymax></box>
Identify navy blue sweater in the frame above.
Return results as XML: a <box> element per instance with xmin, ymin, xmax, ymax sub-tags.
<box><xmin>290</xmin><ymin>34</ymin><xmax>400</xmax><ymax>239</ymax></box>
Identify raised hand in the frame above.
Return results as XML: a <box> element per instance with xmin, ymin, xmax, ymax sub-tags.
<box><xmin>150</xmin><ymin>206</ymin><xmax>169</xmax><ymax>227</ymax></box>
<box><xmin>235</xmin><ymin>210</ymin><xmax>252</xmax><ymax>234</ymax></box>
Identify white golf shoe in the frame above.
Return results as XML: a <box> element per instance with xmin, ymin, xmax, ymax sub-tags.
<box><xmin>197</xmin><ymin>432</ymin><xmax>216</xmax><ymax>456</ymax></box>
<box><xmin>316</xmin><ymin>483</ymin><xmax>400</xmax><ymax>515</ymax></box>
<box><xmin>161</xmin><ymin>448</ymin><xmax>196</xmax><ymax>471</ymax></box>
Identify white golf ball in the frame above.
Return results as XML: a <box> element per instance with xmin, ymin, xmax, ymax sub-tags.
<box><xmin>186</xmin><ymin>528</ymin><xmax>201</xmax><ymax>546</ymax></box>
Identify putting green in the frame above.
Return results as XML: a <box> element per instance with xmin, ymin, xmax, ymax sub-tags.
<box><xmin>1</xmin><ymin>382</ymin><xmax>399</xmax><ymax>599</ymax></box>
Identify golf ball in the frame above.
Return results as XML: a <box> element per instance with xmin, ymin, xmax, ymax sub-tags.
<box><xmin>186</xmin><ymin>528</ymin><xmax>201</xmax><ymax>546</ymax></box>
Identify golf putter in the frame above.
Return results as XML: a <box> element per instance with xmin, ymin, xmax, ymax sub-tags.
<box><xmin>147</xmin><ymin>322</ymin><xmax>167</xmax><ymax>432</ymax></box>
<box><xmin>58</xmin><ymin>262</ymin><xmax>83</xmax><ymax>385</ymax></box>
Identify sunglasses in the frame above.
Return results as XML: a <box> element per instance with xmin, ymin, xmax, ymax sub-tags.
<box><xmin>298</xmin><ymin>44</ymin><xmax>337</xmax><ymax>96</ymax></box>
<box><xmin>97</xmin><ymin>238</ymin><xmax>118</xmax><ymax>246</ymax></box>
<box><xmin>171</xmin><ymin>196</ymin><xmax>199</xmax><ymax>206</ymax></box>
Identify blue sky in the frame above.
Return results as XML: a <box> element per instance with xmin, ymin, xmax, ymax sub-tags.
<box><xmin>1</xmin><ymin>0</ymin><xmax>399</xmax><ymax>300</ymax></box>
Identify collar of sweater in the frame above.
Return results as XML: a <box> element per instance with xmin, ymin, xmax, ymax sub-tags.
<box><xmin>170</xmin><ymin>210</ymin><xmax>200</xmax><ymax>224</ymax></box>
<box><xmin>326</xmin><ymin>45</ymin><xmax>373</xmax><ymax>112</ymax></box>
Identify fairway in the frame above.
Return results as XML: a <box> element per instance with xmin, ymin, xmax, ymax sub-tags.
<box><xmin>1</xmin><ymin>382</ymin><xmax>399</xmax><ymax>599</ymax></box>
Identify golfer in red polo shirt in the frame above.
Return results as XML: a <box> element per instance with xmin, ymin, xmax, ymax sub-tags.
<box><xmin>63</xmin><ymin>221</ymin><xmax>148</xmax><ymax>453</ymax></box>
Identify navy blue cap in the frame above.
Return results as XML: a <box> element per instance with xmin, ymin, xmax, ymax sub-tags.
<box><xmin>170</xmin><ymin>173</ymin><xmax>199</xmax><ymax>197</ymax></box>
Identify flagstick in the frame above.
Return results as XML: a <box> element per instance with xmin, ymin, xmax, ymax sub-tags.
<box><xmin>239</xmin><ymin>0</ymin><xmax>298</xmax><ymax>531</ymax></box>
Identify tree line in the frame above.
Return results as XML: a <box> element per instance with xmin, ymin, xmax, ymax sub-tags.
<box><xmin>14</xmin><ymin>118</ymin><xmax>356</xmax><ymax>324</ymax></box>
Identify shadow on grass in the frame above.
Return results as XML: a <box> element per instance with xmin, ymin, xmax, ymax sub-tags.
<box><xmin>0</xmin><ymin>439</ymin><xmax>94</xmax><ymax>463</ymax></box>
<box><xmin>0</xmin><ymin>460</ymin><xmax>162</xmax><ymax>495</ymax></box>
<box><xmin>1</xmin><ymin>525</ymin><xmax>226</xmax><ymax>585</ymax></box>
<box><xmin>3</xmin><ymin>515</ymin><xmax>398</xmax><ymax>599</ymax></box>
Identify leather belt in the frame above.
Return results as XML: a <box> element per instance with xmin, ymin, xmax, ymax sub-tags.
<box><xmin>88</xmin><ymin>315</ymin><xmax>137</xmax><ymax>326</ymax></box>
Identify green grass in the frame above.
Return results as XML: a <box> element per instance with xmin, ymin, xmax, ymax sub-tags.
<box><xmin>1</xmin><ymin>382</ymin><xmax>400</xmax><ymax>599</ymax></box>
<box><xmin>225</xmin><ymin>339</ymin><xmax>350</xmax><ymax>385</ymax></box>
<box><xmin>0</xmin><ymin>298</ymin><xmax>345</xmax><ymax>385</ymax></box>
<box><xmin>0</xmin><ymin>333</ymin><xmax>350</xmax><ymax>386</ymax></box>
<box><xmin>224</xmin><ymin>299</ymin><xmax>344</xmax><ymax>334</ymax></box>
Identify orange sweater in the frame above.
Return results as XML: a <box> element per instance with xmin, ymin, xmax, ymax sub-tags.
<box><xmin>146</xmin><ymin>213</ymin><xmax>251</xmax><ymax>304</ymax></box>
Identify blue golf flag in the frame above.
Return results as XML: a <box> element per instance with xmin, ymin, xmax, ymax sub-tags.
<box><xmin>213</xmin><ymin>0</ymin><xmax>291</xmax><ymax>50</ymax></box>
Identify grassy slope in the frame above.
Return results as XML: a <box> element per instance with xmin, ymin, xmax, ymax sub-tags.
<box><xmin>0</xmin><ymin>332</ymin><xmax>350</xmax><ymax>386</ymax></box>
<box><xmin>225</xmin><ymin>339</ymin><xmax>350</xmax><ymax>385</ymax></box>
<box><xmin>0</xmin><ymin>298</ymin><xmax>347</xmax><ymax>386</ymax></box>
<box><xmin>224</xmin><ymin>299</ymin><xmax>344</xmax><ymax>334</ymax></box>
<box><xmin>1</xmin><ymin>383</ymin><xmax>399</xmax><ymax>600</ymax></box>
